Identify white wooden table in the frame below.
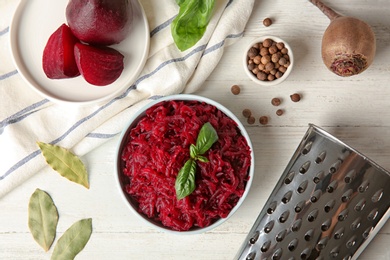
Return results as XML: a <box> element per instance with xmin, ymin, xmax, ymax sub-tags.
<box><xmin>1</xmin><ymin>1</ymin><xmax>389</xmax><ymax>259</ymax></box>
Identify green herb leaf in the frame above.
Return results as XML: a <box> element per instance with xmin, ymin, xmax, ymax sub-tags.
<box><xmin>175</xmin><ymin>122</ymin><xmax>218</xmax><ymax>199</ymax></box>
<box><xmin>28</xmin><ymin>189</ymin><xmax>59</xmax><ymax>252</ymax></box>
<box><xmin>37</xmin><ymin>142</ymin><xmax>89</xmax><ymax>189</ymax></box>
<box><xmin>195</xmin><ymin>155</ymin><xmax>209</xmax><ymax>163</ymax></box>
<box><xmin>171</xmin><ymin>0</ymin><xmax>216</xmax><ymax>51</ymax></box>
<box><xmin>195</xmin><ymin>122</ymin><xmax>218</xmax><ymax>155</ymax></box>
<box><xmin>189</xmin><ymin>144</ymin><xmax>198</xmax><ymax>159</ymax></box>
<box><xmin>175</xmin><ymin>159</ymin><xmax>197</xmax><ymax>200</ymax></box>
<box><xmin>51</xmin><ymin>218</ymin><xmax>92</xmax><ymax>260</ymax></box>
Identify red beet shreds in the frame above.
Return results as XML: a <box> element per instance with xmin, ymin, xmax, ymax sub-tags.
<box><xmin>120</xmin><ymin>100</ymin><xmax>252</xmax><ymax>231</ymax></box>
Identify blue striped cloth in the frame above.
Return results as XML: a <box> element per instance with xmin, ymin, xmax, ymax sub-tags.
<box><xmin>0</xmin><ymin>0</ymin><xmax>254</xmax><ymax>198</ymax></box>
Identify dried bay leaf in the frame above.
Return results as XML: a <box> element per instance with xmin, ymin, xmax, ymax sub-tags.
<box><xmin>28</xmin><ymin>188</ymin><xmax>59</xmax><ymax>252</ymax></box>
<box><xmin>37</xmin><ymin>142</ymin><xmax>89</xmax><ymax>189</ymax></box>
<box><xmin>51</xmin><ymin>218</ymin><xmax>93</xmax><ymax>260</ymax></box>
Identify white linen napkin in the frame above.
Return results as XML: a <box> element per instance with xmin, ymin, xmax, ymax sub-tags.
<box><xmin>0</xmin><ymin>0</ymin><xmax>254</xmax><ymax>198</ymax></box>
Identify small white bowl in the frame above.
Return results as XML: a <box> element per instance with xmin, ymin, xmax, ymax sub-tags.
<box><xmin>115</xmin><ymin>94</ymin><xmax>254</xmax><ymax>234</ymax></box>
<box><xmin>243</xmin><ymin>36</ymin><xmax>294</xmax><ymax>86</ymax></box>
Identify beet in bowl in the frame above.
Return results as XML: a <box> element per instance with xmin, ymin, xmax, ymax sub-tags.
<box><xmin>115</xmin><ymin>94</ymin><xmax>254</xmax><ymax>234</ymax></box>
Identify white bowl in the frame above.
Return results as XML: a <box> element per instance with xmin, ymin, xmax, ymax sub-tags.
<box><xmin>243</xmin><ymin>36</ymin><xmax>294</xmax><ymax>86</ymax></box>
<box><xmin>115</xmin><ymin>94</ymin><xmax>254</xmax><ymax>234</ymax></box>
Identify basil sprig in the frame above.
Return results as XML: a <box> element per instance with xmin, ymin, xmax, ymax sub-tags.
<box><xmin>171</xmin><ymin>0</ymin><xmax>216</xmax><ymax>51</ymax></box>
<box><xmin>175</xmin><ymin>122</ymin><xmax>218</xmax><ymax>200</ymax></box>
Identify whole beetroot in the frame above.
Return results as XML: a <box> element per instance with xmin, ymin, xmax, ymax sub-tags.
<box><xmin>309</xmin><ymin>0</ymin><xmax>376</xmax><ymax>77</ymax></box>
<box><xmin>66</xmin><ymin>0</ymin><xmax>133</xmax><ymax>46</ymax></box>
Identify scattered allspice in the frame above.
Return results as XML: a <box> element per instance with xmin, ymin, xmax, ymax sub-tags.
<box><xmin>259</xmin><ymin>116</ymin><xmax>269</xmax><ymax>125</ymax></box>
<box><xmin>263</xmin><ymin>17</ymin><xmax>272</xmax><ymax>27</ymax></box>
<box><xmin>271</xmin><ymin>97</ymin><xmax>281</xmax><ymax>106</ymax></box>
<box><xmin>247</xmin><ymin>116</ymin><xmax>256</xmax><ymax>125</ymax></box>
<box><xmin>290</xmin><ymin>93</ymin><xmax>301</xmax><ymax>102</ymax></box>
<box><xmin>231</xmin><ymin>85</ymin><xmax>241</xmax><ymax>95</ymax></box>
<box><xmin>242</xmin><ymin>108</ymin><xmax>252</xmax><ymax>118</ymax></box>
<box><xmin>276</xmin><ymin>109</ymin><xmax>284</xmax><ymax>116</ymax></box>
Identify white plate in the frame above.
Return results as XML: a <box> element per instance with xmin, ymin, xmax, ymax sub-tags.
<box><xmin>9</xmin><ymin>0</ymin><xmax>150</xmax><ymax>105</ymax></box>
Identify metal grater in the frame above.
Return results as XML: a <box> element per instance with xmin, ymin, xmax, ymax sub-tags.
<box><xmin>235</xmin><ymin>124</ymin><xmax>390</xmax><ymax>260</ymax></box>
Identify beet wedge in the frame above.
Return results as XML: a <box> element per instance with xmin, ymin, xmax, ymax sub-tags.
<box><xmin>42</xmin><ymin>23</ymin><xmax>80</xmax><ymax>79</ymax></box>
<box><xmin>74</xmin><ymin>43</ymin><xmax>124</xmax><ymax>86</ymax></box>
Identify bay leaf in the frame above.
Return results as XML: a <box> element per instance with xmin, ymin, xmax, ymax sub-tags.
<box><xmin>51</xmin><ymin>218</ymin><xmax>93</xmax><ymax>260</ymax></box>
<box><xmin>37</xmin><ymin>142</ymin><xmax>89</xmax><ymax>189</ymax></box>
<box><xmin>28</xmin><ymin>188</ymin><xmax>59</xmax><ymax>252</ymax></box>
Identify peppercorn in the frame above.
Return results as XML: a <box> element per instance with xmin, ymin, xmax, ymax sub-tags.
<box><xmin>231</xmin><ymin>85</ymin><xmax>240</xmax><ymax>95</ymax></box>
<box><xmin>275</xmin><ymin>71</ymin><xmax>283</xmax><ymax>78</ymax></box>
<box><xmin>259</xmin><ymin>116</ymin><xmax>269</xmax><ymax>125</ymax></box>
<box><xmin>263</xmin><ymin>17</ymin><xmax>272</xmax><ymax>27</ymax></box>
<box><xmin>252</xmin><ymin>67</ymin><xmax>260</xmax><ymax>74</ymax></box>
<box><xmin>262</xmin><ymin>38</ymin><xmax>273</xmax><ymax>48</ymax></box>
<box><xmin>265</xmin><ymin>62</ymin><xmax>274</xmax><ymax>72</ymax></box>
<box><xmin>268</xmin><ymin>45</ymin><xmax>278</xmax><ymax>55</ymax></box>
<box><xmin>242</xmin><ymin>108</ymin><xmax>252</xmax><ymax>118</ymax></box>
<box><xmin>247</xmin><ymin>47</ymin><xmax>259</xmax><ymax>59</ymax></box>
<box><xmin>276</xmin><ymin>42</ymin><xmax>284</xmax><ymax>50</ymax></box>
<box><xmin>279</xmin><ymin>57</ymin><xmax>287</xmax><ymax>66</ymax></box>
<box><xmin>260</xmin><ymin>47</ymin><xmax>269</xmax><ymax>56</ymax></box>
<box><xmin>261</xmin><ymin>55</ymin><xmax>271</xmax><ymax>65</ymax></box>
<box><xmin>278</xmin><ymin>66</ymin><xmax>287</xmax><ymax>73</ymax></box>
<box><xmin>276</xmin><ymin>109</ymin><xmax>284</xmax><ymax>116</ymax></box>
<box><xmin>253</xmin><ymin>55</ymin><xmax>262</xmax><ymax>65</ymax></box>
<box><xmin>258</xmin><ymin>63</ymin><xmax>265</xmax><ymax>71</ymax></box>
<box><xmin>247</xmin><ymin>63</ymin><xmax>255</xmax><ymax>71</ymax></box>
<box><xmin>257</xmin><ymin>71</ymin><xmax>267</xmax><ymax>81</ymax></box>
<box><xmin>247</xmin><ymin>116</ymin><xmax>256</xmax><ymax>124</ymax></box>
<box><xmin>290</xmin><ymin>93</ymin><xmax>301</xmax><ymax>102</ymax></box>
<box><xmin>267</xmin><ymin>74</ymin><xmax>275</xmax><ymax>81</ymax></box>
<box><xmin>271</xmin><ymin>97</ymin><xmax>281</xmax><ymax>106</ymax></box>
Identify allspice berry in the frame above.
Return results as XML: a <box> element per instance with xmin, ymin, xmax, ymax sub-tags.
<box><xmin>262</xmin><ymin>38</ymin><xmax>273</xmax><ymax>48</ymax></box>
<box><xmin>242</xmin><ymin>108</ymin><xmax>252</xmax><ymax>118</ymax></box>
<box><xmin>290</xmin><ymin>93</ymin><xmax>301</xmax><ymax>102</ymax></box>
<box><xmin>276</xmin><ymin>42</ymin><xmax>284</xmax><ymax>50</ymax></box>
<box><xmin>247</xmin><ymin>116</ymin><xmax>256</xmax><ymax>125</ymax></box>
<box><xmin>276</xmin><ymin>109</ymin><xmax>284</xmax><ymax>116</ymax></box>
<box><xmin>263</xmin><ymin>17</ymin><xmax>272</xmax><ymax>27</ymax></box>
<box><xmin>231</xmin><ymin>85</ymin><xmax>240</xmax><ymax>95</ymax></box>
<box><xmin>247</xmin><ymin>47</ymin><xmax>259</xmax><ymax>59</ymax></box>
<box><xmin>271</xmin><ymin>97</ymin><xmax>281</xmax><ymax>106</ymax></box>
<box><xmin>259</xmin><ymin>116</ymin><xmax>269</xmax><ymax>125</ymax></box>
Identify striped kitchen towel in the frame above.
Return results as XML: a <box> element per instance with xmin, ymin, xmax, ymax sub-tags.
<box><xmin>0</xmin><ymin>0</ymin><xmax>254</xmax><ymax>198</ymax></box>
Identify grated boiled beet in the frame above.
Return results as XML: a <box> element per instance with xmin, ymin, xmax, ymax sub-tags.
<box><xmin>121</xmin><ymin>100</ymin><xmax>251</xmax><ymax>231</ymax></box>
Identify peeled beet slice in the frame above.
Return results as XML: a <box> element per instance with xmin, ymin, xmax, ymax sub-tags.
<box><xmin>74</xmin><ymin>43</ymin><xmax>124</xmax><ymax>86</ymax></box>
<box><xmin>42</xmin><ymin>23</ymin><xmax>80</xmax><ymax>79</ymax></box>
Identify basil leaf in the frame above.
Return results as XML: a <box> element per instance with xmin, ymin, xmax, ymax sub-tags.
<box><xmin>195</xmin><ymin>155</ymin><xmax>209</xmax><ymax>163</ymax></box>
<box><xmin>195</xmin><ymin>122</ymin><xmax>218</xmax><ymax>155</ymax></box>
<box><xmin>28</xmin><ymin>189</ymin><xmax>58</xmax><ymax>252</ymax></box>
<box><xmin>51</xmin><ymin>218</ymin><xmax>92</xmax><ymax>260</ymax></box>
<box><xmin>189</xmin><ymin>144</ymin><xmax>198</xmax><ymax>159</ymax></box>
<box><xmin>175</xmin><ymin>159</ymin><xmax>197</xmax><ymax>200</ymax></box>
<box><xmin>37</xmin><ymin>142</ymin><xmax>89</xmax><ymax>189</ymax></box>
<box><xmin>171</xmin><ymin>0</ymin><xmax>216</xmax><ymax>51</ymax></box>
